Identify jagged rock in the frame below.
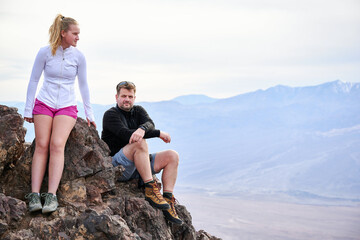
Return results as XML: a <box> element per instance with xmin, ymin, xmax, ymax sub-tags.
<box><xmin>1</xmin><ymin>229</ymin><xmax>35</xmax><ymax>240</ymax></box>
<box><xmin>0</xmin><ymin>105</ymin><xmax>26</xmax><ymax>177</ymax></box>
<box><xmin>196</xmin><ymin>230</ymin><xmax>222</xmax><ymax>240</ymax></box>
<box><xmin>1</xmin><ymin>141</ymin><xmax>33</xmax><ymax>199</ymax></box>
<box><xmin>0</xmin><ymin>105</ymin><xmax>220</xmax><ymax>239</ymax></box>
<box><xmin>0</xmin><ymin>194</ymin><xmax>27</xmax><ymax>236</ymax></box>
<box><xmin>75</xmin><ymin>210</ymin><xmax>138</xmax><ymax>239</ymax></box>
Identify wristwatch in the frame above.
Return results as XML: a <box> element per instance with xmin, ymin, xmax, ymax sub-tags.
<box><xmin>140</xmin><ymin>126</ymin><xmax>146</xmax><ymax>131</ymax></box>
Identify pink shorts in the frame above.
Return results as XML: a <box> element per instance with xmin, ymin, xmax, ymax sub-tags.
<box><xmin>32</xmin><ymin>99</ymin><xmax>78</xmax><ymax>119</ymax></box>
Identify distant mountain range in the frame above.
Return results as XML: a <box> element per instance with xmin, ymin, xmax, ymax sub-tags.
<box><xmin>172</xmin><ymin>94</ymin><xmax>219</xmax><ymax>105</ymax></box>
<box><xmin>3</xmin><ymin>80</ymin><xmax>360</xmax><ymax>202</ymax></box>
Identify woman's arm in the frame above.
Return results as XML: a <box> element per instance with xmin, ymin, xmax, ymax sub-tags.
<box><xmin>24</xmin><ymin>47</ymin><xmax>47</xmax><ymax>121</ymax></box>
<box><xmin>77</xmin><ymin>51</ymin><xmax>96</xmax><ymax>127</ymax></box>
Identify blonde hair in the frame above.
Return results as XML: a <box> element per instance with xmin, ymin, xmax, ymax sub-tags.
<box><xmin>48</xmin><ymin>14</ymin><xmax>78</xmax><ymax>55</ymax></box>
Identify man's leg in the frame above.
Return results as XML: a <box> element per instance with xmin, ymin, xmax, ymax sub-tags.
<box><xmin>122</xmin><ymin>139</ymin><xmax>153</xmax><ymax>182</ymax></box>
<box><xmin>153</xmin><ymin>150</ymin><xmax>179</xmax><ymax>193</ymax></box>
<box><xmin>122</xmin><ymin>140</ymin><xmax>170</xmax><ymax>210</ymax></box>
<box><xmin>153</xmin><ymin>150</ymin><xmax>183</xmax><ymax>224</ymax></box>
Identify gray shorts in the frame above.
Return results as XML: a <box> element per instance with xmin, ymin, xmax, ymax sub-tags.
<box><xmin>112</xmin><ymin>148</ymin><xmax>159</xmax><ymax>181</ymax></box>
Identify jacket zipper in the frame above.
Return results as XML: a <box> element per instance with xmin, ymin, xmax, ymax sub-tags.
<box><xmin>56</xmin><ymin>50</ymin><xmax>64</xmax><ymax>108</ymax></box>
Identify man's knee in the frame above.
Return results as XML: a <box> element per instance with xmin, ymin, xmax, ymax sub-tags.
<box><xmin>166</xmin><ymin>150</ymin><xmax>179</xmax><ymax>165</ymax></box>
<box><xmin>122</xmin><ymin>139</ymin><xmax>148</xmax><ymax>161</ymax></box>
<box><xmin>127</xmin><ymin>139</ymin><xmax>148</xmax><ymax>153</ymax></box>
<box><xmin>134</xmin><ymin>139</ymin><xmax>148</xmax><ymax>151</ymax></box>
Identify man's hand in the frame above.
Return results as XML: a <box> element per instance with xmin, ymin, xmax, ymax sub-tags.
<box><xmin>129</xmin><ymin>128</ymin><xmax>145</xmax><ymax>144</ymax></box>
<box><xmin>159</xmin><ymin>131</ymin><xmax>171</xmax><ymax>143</ymax></box>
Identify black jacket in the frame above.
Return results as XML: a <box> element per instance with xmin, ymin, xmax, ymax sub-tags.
<box><xmin>101</xmin><ymin>104</ymin><xmax>160</xmax><ymax>156</ymax></box>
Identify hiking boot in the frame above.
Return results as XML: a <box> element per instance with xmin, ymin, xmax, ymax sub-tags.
<box><xmin>25</xmin><ymin>193</ymin><xmax>42</xmax><ymax>212</ymax></box>
<box><xmin>163</xmin><ymin>195</ymin><xmax>183</xmax><ymax>225</ymax></box>
<box><xmin>145</xmin><ymin>181</ymin><xmax>170</xmax><ymax>210</ymax></box>
<box><xmin>41</xmin><ymin>193</ymin><xmax>58</xmax><ymax>214</ymax></box>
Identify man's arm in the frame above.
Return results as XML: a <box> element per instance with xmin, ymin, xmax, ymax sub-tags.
<box><xmin>102</xmin><ymin>109</ymin><xmax>135</xmax><ymax>143</ymax></box>
<box><xmin>129</xmin><ymin>104</ymin><xmax>163</xmax><ymax>143</ymax></box>
<box><xmin>136</xmin><ymin>106</ymin><xmax>160</xmax><ymax>138</ymax></box>
<box><xmin>136</xmin><ymin>106</ymin><xmax>171</xmax><ymax>144</ymax></box>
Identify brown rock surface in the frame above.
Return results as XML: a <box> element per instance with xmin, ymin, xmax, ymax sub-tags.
<box><xmin>0</xmin><ymin>105</ymin><xmax>221</xmax><ymax>240</ymax></box>
<box><xmin>0</xmin><ymin>193</ymin><xmax>27</xmax><ymax>236</ymax></box>
<box><xmin>0</xmin><ymin>105</ymin><xmax>26</xmax><ymax>177</ymax></box>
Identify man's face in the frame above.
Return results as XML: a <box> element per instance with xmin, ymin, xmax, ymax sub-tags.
<box><xmin>116</xmin><ymin>88</ymin><xmax>136</xmax><ymax>111</ymax></box>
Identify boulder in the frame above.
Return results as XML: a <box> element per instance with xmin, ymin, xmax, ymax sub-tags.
<box><xmin>0</xmin><ymin>194</ymin><xmax>27</xmax><ymax>236</ymax></box>
<box><xmin>196</xmin><ymin>230</ymin><xmax>222</xmax><ymax>240</ymax></box>
<box><xmin>0</xmin><ymin>105</ymin><xmax>26</xmax><ymax>177</ymax></box>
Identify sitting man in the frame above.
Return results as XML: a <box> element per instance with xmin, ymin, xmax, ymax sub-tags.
<box><xmin>101</xmin><ymin>81</ymin><xmax>182</xmax><ymax>224</ymax></box>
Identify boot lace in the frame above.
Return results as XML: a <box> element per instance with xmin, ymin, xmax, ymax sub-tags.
<box><xmin>166</xmin><ymin>196</ymin><xmax>179</xmax><ymax>217</ymax></box>
<box><xmin>151</xmin><ymin>182</ymin><xmax>164</xmax><ymax>201</ymax></box>
<box><xmin>41</xmin><ymin>193</ymin><xmax>54</xmax><ymax>206</ymax></box>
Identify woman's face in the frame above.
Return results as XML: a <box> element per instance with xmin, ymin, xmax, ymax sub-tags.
<box><xmin>61</xmin><ymin>24</ymin><xmax>80</xmax><ymax>48</ymax></box>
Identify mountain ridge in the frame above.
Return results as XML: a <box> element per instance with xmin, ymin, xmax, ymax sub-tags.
<box><xmin>172</xmin><ymin>94</ymin><xmax>219</xmax><ymax>105</ymax></box>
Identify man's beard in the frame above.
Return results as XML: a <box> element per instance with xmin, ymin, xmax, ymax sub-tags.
<box><xmin>119</xmin><ymin>102</ymin><xmax>133</xmax><ymax>111</ymax></box>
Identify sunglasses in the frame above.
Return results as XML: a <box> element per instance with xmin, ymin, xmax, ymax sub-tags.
<box><xmin>116</xmin><ymin>81</ymin><xmax>136</xmax><ymax>91</ymax></box>
<box><xmin>117</xmin><ymin>81</ymin><xmax>135</xmax><ymax>87</ymax></box>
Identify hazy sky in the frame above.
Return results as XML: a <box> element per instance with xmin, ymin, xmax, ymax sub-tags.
<box><xmin>0</xmin><ymin>0</ymin><xmax>359</xmax><ymax>104</ymax></box>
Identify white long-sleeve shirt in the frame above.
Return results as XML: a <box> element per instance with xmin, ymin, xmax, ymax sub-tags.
<box><xmin>24</xmin><ymin>45</ymin><xmax>95</xmax><ymax>122</ymax></box>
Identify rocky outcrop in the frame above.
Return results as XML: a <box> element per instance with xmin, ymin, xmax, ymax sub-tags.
<box><xmin>0</xmin><ymin>105</ymin><xmax>26</xmax><ymax>178</ymax></box>
<box><xmin>0</xmin><ymin>194</ymin><xmax>27</xmax><ymax>237</ymax></box>
<box><xmin>0</xmin><ymin>105</ymin><xmax>220</xmax><ymax>240</ymax></box>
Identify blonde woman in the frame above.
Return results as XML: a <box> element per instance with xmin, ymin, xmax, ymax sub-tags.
<box><xmin>24</xmin><ymin>14</ymin><xmax>96</xmax><ymax>213</ymax></box>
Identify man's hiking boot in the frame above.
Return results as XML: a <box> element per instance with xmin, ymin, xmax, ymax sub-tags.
<box><xmin>145</xmin><ymin>181</ymin><xmax>170</xmax><ymax>210</ymax></box>
<box><xmin>41</xmin><ymin>193</ymin><xmax>58</xmax><ymax>214</ymax></box>
<box><xmin>25</xmin><ymin>193</ymin><xmax>42</xmax><ymax>212</ymax></box>
<box><xmin>163</xmin><ymin>195</ymin><xmax>183</xmax><ymax>225</ymax></box>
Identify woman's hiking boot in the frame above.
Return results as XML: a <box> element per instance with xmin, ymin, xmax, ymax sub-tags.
<box><xmin>145</xmin><ymin>181</ymin><xmax>170</xmax><ymax>210</ymax></box>
<box><xmin>25</xmin><ymin>193</ymin><xmax>42</xmax><ymax>212</ymax></box>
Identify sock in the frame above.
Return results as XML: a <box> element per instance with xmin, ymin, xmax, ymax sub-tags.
<box><xmin>144</xmin><ymin>180</ymin><xmax>154</xmax><ymax>187</ymax></box>
<box><xmin>163</xmin><ymin>192</ymin><xmax>173</xmax><ymax>199</ymax></box>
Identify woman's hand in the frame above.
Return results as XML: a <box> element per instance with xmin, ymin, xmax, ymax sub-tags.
<box><xmin>24</xmin><ymin>117</ymin><xmax>34</xmax><ymax>123</ymax></box>
<box><xmin>87</xmin><ymin>118</ymin><xmax>97</xmax><ymax>128</ymax></box>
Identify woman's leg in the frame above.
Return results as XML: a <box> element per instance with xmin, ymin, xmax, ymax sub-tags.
<box><xmin>47</xmin><ymin>115</ymin><xmax>76</xmax><ymax>194</ymax></box>
<box><xmin>32</xmin><ymin>115</ymin><xmax>53</xmax><ymax>193</ymax></box>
